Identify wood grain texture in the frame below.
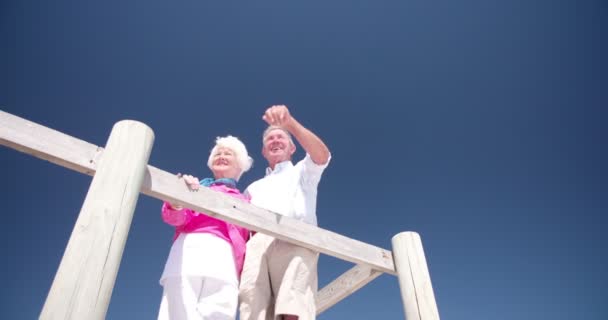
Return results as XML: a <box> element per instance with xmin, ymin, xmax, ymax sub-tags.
<box><xmin>143</xmin><ymin>166</ymin><xmax>396</xmax><ymax>274</ymax></box>
<box><xmin>0</xmin><ymin>110</ymin><xmax>103</xmax><ymax>176</ymax></box>
<box><xmin>315</xmin><ymin>264</ymin><xmax>382</xmax><ymax>314</ymax></box>
<box><xmin>1</xmin><ymin>110</ymin><xmax>396</xmax><ymax>275</ymax></box>
<box><xmin>391</xmin><ymin>232</ymin><xmax>440</xmax><ymax>320</ymax></box>
<box><xmin>39</xmin><ymin>120</ymin><xmax>154</xmax><ymax>320</ymax></box>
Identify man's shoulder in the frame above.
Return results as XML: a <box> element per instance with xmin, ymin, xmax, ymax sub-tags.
<box><xmin>296</xmin><ymin>153</ymin><xmax>331</xmax><ymax>171</ymax></box>
<box><xmin>245</xmin><ymin>176</ymin><xmax>268</xmax><ymax>192</ymax></box>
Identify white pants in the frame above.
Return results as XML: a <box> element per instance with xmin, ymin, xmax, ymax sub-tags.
<box><xmin>158</xmin><ymin>276</ymin><xmax>238</xmax><ymax>320</ymax></box>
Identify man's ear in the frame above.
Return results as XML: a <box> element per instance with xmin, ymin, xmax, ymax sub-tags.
<box><xmin>289</xmin><ymin>143</ymin><xmax>296</xmax><ymax>156</ymax></box>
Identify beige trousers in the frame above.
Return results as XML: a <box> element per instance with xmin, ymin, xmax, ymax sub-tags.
<box><xmin>239</xmin><ymin>233</ymin><xmax>319</xmax><ymax>320</ymax></box>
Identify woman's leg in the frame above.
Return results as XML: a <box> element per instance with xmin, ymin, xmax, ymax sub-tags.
<box><xmin>157</xmin><ymin>287</ymin><xmax>170</xmax><ymax>320</ymax></box>
<box><xmin>158</xmin><ymin>276</ymin><xmax>206</xmax><ymax>319</ymax></box>
<box><xmin>195</xmin><ymin>276</ymin><xmax>239</xmax><ymax>320</ymax></box>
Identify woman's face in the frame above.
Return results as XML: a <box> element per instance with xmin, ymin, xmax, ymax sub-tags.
<box><xmin>210</xmin><ymin>147</ymin><xmax>241</xmax><ymax>179</ymax></box>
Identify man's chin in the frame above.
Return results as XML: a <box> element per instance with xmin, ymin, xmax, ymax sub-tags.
<box><xmin>268</xmin><ymin>155</ymin><xmax>288</xmax><ymax>164</ymax></box>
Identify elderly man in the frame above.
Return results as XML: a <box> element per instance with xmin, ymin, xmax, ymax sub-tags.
<box><xmin>239</xmin><ymin>105</ymin><xmax>331</xmax><ymax>320</ymax></box>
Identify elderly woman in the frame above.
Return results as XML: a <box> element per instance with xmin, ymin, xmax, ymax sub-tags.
<box><xmin>158</xmin><ymin>135</ymin><xmax>253</xmax><ymax>320</ymax></box>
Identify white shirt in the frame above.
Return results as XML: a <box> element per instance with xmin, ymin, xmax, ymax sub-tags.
<box><xmin>246</xmin><ymin>153</ymin><xmax>330</xmax><ymax>226</ymax></box>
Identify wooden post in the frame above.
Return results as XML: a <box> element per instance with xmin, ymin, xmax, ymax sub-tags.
<box><xmin>391</xmin><ymin>232</ymin><xmax>440</xmax><ymax>320</ymax></box>
<box><xmin>40</xmin><ymin>121</ymin><xmax>154</xmax><ymax>320</ymax></box>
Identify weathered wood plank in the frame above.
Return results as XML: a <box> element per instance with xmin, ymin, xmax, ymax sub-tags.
<box><xmin>391</xmin><ymin>232</ymin><xmax>440</xmax><ymax>320</ymax></box>
<box><xmin>39</xmin><ymin>120</ymin><xmax>154</xmax><ymax>320</ymax></box>
<box><xmin>143</xmin><ymin>166</ymin><xmax>396</xmax><ymax>274</ymax></box>
<box><xmin>0</xmin><ymin>110</ymin><xmax>396</xmax><ymax>274</ymax></box>
<box><xmin>0</xmin><ymin>110</ymin><xmax>103</xmax><ymax>176</ymax></box>
<box><xmin>315</xmin><ymin>264</ymin><xmax>382</xmax><ymax>315</ymax></box>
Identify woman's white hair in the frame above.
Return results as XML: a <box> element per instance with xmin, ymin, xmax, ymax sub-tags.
<box><xmin>207</xmin><ymin>135</ymin><xmax>253</xmax><ymax>181</ymax></box>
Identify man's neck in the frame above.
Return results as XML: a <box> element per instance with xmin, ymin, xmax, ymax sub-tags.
<box><xmin>268</xmin><ymin>158</ymin><xmax>291</xmax><ymax>171</ymax></box>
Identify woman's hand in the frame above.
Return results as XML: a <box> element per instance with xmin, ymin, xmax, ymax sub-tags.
<box><xmin>181</xmin><ymin>174</ymin><xmax>200</xmax><ymax>191</ymax></box>
<box><xmin>168</xmin><ymin>203</ymin><xmax>183</xmax><ymax>211</ymax></box>
<box><xmin>168</xmin><ymin>173</ymin><xmax>200</xmax><ymax>210</ymax></box>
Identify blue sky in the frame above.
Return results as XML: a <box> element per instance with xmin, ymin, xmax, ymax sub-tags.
<box><xmin>1</xmin><ymin>0</ymin><xmax>607</xmax><ymax>319</ymax></box>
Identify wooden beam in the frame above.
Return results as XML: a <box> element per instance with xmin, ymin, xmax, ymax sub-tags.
<box><xmin>143</xmin><ymin>167</ymin><xmax>396</xmax><ymax>274</ymax></box>
<box><xmin>0</xmin><ymin>110</ymin><xmax>103</xmax><ymax>176</ymax></box>
<box><xmin>315</xmin><ymin>264</ymin><xmax>382</xmax><ymax>315</ymax></box>
<box><xmin>0</xmin><ymin>110</ymin><xmax>396</xmax><ymax>274</ymax></box>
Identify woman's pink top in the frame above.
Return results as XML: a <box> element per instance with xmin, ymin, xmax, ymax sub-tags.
<box><xmin>161</xmin><ymin>184</ymin><xmax>250</xmax><ymax>276</ymax></box>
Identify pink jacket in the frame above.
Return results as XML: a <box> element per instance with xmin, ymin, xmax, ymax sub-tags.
<box><xmin>161</xmin><ymin>184</ymin><xmax>250</xmax><ymax>276</ymax></box>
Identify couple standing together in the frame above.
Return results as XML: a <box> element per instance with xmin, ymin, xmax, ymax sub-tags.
<box><xmin>158</xmin><ymin>105</ymin><xmax>331</xmax><ymax>320</ymax></box>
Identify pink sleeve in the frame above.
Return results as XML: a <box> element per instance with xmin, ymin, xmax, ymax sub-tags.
<box><xmin>161</xmin><ymin>202</ymin><xmax>193</xmax><ymax>226</ymax></box>
<box><xmin>238</xmin><ymin>193</ymin><xmax>251</xmax><ymax>240</ymax></box>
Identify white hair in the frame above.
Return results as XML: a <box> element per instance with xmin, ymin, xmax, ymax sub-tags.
<box><xmin>207</xmin><ymin>135</ymin><xmax>253</xmax><ymax>180</ymax></box>
<box><xmin>263</xmin><ymin>125</ymin><xmax>294</xmax><ymax>146</ymax></box>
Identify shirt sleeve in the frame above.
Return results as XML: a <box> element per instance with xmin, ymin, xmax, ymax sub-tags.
<box><xmin>243</xmin><ymin>185</ymin><xmax>253</xmax><ymax>200</ymax></box>
<box><xmin>299</xmin><ymin>152</ymin><xmax>331</xmax><ymax>188</ymax></box>
<box><xmin>161</xmin><ymin>202</ymin><xmax>194</xmax><ymax>226</ymax></box>
<box><xmin>242</xmin><ymin>190</ymin><xmax>252</xmax><ymax>202</ymax></box>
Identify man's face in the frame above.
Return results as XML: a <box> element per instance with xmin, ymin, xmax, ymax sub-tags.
<box><xmin>262</xmin><ymin>128</ymin><xmax>295</xmax><ymax>166</ymax></box>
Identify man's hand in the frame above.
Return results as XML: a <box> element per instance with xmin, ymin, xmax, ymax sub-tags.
<box><xmin>262</xmin><ymin>104</ymin><xmax>330</xmax><ymax>165</ymax></box>
<box><xmin>263</xmin><ymin>105</ymin><xmax>294</xmax><ymax>129</ymax></box>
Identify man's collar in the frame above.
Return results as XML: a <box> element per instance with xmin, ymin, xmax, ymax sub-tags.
<box><xmin>265</xmin><ymin>160</ymin><xmax>293</xmax><ymax>176</ymax></box>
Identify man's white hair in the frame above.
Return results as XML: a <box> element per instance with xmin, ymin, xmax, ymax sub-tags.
<box><xmin>263</xmin><ymin>125</ymin><xmax>294</xmax><ymax>146</ymax></box>
<box><xmin>207</xmin><ymin>135</ymin><xmax>253</xmax><ymax>180</ymax></box>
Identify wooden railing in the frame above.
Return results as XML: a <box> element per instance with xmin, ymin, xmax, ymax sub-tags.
<box><xmin>0</xmin><ymin>110</ymin><xmax>440</xmax><ymax>320</ymax></box>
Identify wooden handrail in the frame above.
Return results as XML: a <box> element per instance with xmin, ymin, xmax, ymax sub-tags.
<box><xmin>0</xmin><ymin>110</ymin><xmax>395</xmax><ymax>275</ymax></box>
<box><xmin>1</xmin><ymin>110</ymin><xmax>440</xmax><ymax>319</ymax></box>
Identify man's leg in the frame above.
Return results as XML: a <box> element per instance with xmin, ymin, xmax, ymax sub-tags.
<box><xmin>239</xmin><ymin>234</ymin><xmax>274</xmax><ymax>320</ymax></box>
<box><xmin>270</xmin><ymin>241</ymin><xmax>319</xmax><ymax>320</ymax></box>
